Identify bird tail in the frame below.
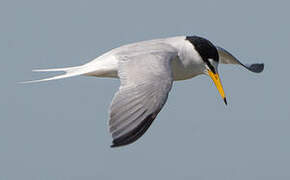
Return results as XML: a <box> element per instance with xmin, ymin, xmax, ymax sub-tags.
<box><xmin>20</xmin><ymin>65</ymin><xmax>89</xmax><ymax>83</ymax></box>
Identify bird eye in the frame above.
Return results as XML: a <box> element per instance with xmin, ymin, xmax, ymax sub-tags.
<box><xmin>205</xmin><ymin>60</ymin><xmax>216</xmax><ymax>74</ymax></box>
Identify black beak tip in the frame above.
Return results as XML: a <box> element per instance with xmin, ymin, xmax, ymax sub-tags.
<box><xmin>223</xmin><ymin>98</ymin><xmax>228</xmax><ymax>105</ymax></box>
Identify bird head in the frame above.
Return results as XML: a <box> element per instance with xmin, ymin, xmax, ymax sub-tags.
<box><xmin>186</xmin><ymin>36</ymin><xmax>227</xmax><ymax>105</ymax></box>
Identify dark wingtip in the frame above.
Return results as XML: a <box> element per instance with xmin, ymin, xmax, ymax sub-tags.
<box><xmin>110</xmin><ymin>139</ymin><xmax>129</xmax><ymax>148</ymax></box>
<box><xmin>247</xmin><ymin>63</ymin><xmax>264</xmax><ymax>73</ymax></box>
<box><xmin>110</xmin><ymin>113</ymin><xmax>157</xmax><ymax>148</ymax></box>
<box><xmin>110</xmin><ymin>143</ymin><xmax>118</xmax><ymax>148</ymax></box>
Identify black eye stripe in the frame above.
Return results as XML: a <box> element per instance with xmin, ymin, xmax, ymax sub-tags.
<box><xmin>186</xmin><ymin>36</ymin><xmax>218</xmax><ymax>74</ymax></box>
<box><xmin>186</xmin><ymin>36</ymin><xmax>219</xmax><ymax>63</ymax></box>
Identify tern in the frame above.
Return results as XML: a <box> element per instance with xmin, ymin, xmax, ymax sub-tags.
<box><xmin>24</xmin><ymin>36</ymin><xmax>264</xmax><ymax>147</ymax></box>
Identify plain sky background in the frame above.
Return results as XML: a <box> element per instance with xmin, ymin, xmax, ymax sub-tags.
<box><xmin>1</xmin><ymin>0</ymin><xmax>289</xmax><ymax>179</ymax></box>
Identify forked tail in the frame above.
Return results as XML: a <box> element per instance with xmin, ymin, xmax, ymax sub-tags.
<box><xmin>20</xmin><ymin>65</ymin><xmax>89</xmax><ymax>83</ymax></box>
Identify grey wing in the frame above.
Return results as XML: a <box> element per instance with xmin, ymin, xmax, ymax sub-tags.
<box><xmin>109</xmin><ymin>48</ymin><xmax>177</xmax><ymax>147</ymax></box>
<box><xmin>216</xmin><ymin>46</ymin><xmax>264</xmax><ymax>73</ymax></box>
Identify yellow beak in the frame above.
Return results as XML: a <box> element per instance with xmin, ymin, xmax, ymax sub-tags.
<box><xmin>208</xmin><ymin>70</ymin><xmax>227</xmax><ymax>105</ymax></box>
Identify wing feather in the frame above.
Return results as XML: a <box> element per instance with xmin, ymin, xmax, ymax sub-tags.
<box><xmin>216</xmin><ymin>46</ymin><xmax>264</xmax><ymax>73</ymax></box>
<box><xmin>109</xmin><ymin>45</ymin><xmax>177</xmax><ymax>147</ymax></box>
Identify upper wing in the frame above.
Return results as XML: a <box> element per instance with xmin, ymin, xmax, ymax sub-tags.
<box><xmin>109</xmin><ymin>46</ymin><xmax>177</xmax><ymax>147</ymax></box>
<box><xmin>216</xmin><ymin>46</ymin><xmax>264</xmax><ymax>73</ymax></box>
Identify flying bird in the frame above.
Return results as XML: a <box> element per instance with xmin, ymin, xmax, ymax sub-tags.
<box><xmin>23</xmin><ymin>36</ymin><xmax>264</xmax><ymax>147</ymax></box>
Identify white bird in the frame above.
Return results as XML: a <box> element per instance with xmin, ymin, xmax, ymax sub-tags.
<box><xmin>23</xmin><ymin>36</ymin><xmax>264</xmax><ymax>147</ymax></box>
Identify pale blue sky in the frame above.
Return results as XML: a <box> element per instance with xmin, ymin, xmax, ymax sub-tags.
<box><xmin>1</xmin><ymin>0</ymin><xmax>289</xmax><ymax>179</ymax></box>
